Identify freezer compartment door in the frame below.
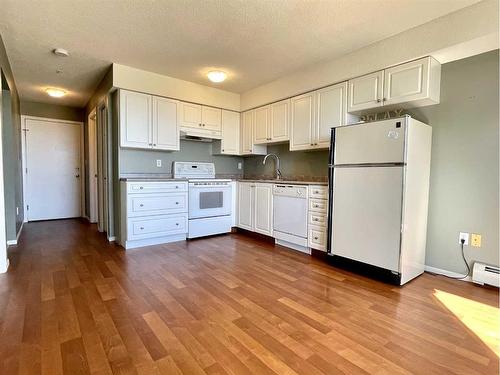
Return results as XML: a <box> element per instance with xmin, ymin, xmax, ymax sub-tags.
<box><xmin>331</xmin><ymin>166</ymin><xmax>403</xmax><ymax>272</ymax></box>
<box><xmin>335</xmin><ymin>119</ymin><xmax>406</xmax><ymax>165</ymax></box>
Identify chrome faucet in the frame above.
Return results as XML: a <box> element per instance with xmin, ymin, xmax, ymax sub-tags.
<box><xmin>263</xmin><ymin>153</ymin><xmax>282</xmax><ymax>180</ymax></box>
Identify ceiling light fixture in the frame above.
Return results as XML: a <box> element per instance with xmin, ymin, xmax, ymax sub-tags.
<box><xmin>46</xmin><ymin>88</ymin><xmax>66</xmax><ymax>98</ymax></box>
<box><xmin>207</xmin><ymin>71</ymin><xmax>227</xmax><ymax>83</ymax></box>
<box><xmin>53</xmin><ymin>48</ymin><xmax>69</xmax><ymax>57</ymax></box>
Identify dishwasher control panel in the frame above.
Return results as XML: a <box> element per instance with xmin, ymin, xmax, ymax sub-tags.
<box><xmin>273</xmin><ymin>184</ymin><xmax>308</xmax><ymax>198</ymax></box>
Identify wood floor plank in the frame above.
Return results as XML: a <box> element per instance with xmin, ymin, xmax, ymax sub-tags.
<box><xmin>0</xmin><ymin>220</ymin><xmax>498</xmax><ymax>375</ymax></box>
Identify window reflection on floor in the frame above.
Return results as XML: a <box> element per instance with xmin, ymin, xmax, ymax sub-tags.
<box><xmin>434</xmin><ymin>289</ymin><xmax>500</xmax><ymax>357</ymax></box>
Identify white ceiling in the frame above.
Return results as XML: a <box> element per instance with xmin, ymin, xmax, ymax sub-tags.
<box><xmin>0</xmin><ymin>0</ymin><xmax>480</xmax><ymax>107</ymax></box>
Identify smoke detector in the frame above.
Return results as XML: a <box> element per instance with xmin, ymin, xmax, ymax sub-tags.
<box><xmin>53</xmin><ymin>48</ymin><xmax>69</xmax><ymax>57</ymax></box>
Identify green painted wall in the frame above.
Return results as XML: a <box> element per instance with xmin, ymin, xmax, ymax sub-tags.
<box><xmin>409</xmin><ymin>50</ymin><xmax>499</xmax><ymax>273</ymax></box>
<box><xmin>2</xmin><ymin>89</ymin><xmax>16</xmax><ymax>241</ymax></box>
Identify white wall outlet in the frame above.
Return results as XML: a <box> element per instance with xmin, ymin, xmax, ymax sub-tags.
<box><xmin>237</xmin><ymin>162</ymin><xmax>242</xmax><ymax>170</ymax></box>
<box><xmin>459</xmin><ymin>232</ymin><xmax>469</xmax><ymax>245</ymax></box>
<box><xmin>156</xmin><ymin>159</ymin><xmax>162</xmax><ymax>168</ymax></box>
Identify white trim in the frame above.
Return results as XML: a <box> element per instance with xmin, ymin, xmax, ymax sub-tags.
<box><xmin>6</xmin><ymin>221</ymin><xmax>24</xmax><ymax>246</ymax></box>
<box><xmin>0</xmin><ymin>79</ymin><xmax>8</xmax><ymax>273</ymax></box>
<box><xmin>21</xmin><ymin>115</ymin><xmax>85</xmax><ymax>222</ymax></box>
<box><xmin>6</xmin><ymin>240</ymin><xmax>16</xmax><ymax>246</ymax></box>
<box><xmin>88</xmin><ymin>108</ymin><xmax>98</xmax><ymax>223</ymax></box>
<box><xmin>0</xmin><ymin>259</ymin><xmax>9</xmax><ymax>273</ymax></box>
<box><xmin>425</xmin><ymin>265</ymin><xmax>472</xmax><ymax>282</ymax></box>
<box><xmin>108</xmin><ymin>236</ymin><xmax>116</xmax><ymax>242</ymax></box>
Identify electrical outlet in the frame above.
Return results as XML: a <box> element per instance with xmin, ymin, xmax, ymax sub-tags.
<box><xmin>237</xmin><ymin>162</ymin><xmax>242</xmax><ymax>170</ymax></box>
<box><xmin>156</xmin><ymin>159</ymin><xmax>162</xmax><ymax>168</ymax></box>
<box><xmin>471</xmin><ymin>233</ymin><xmax>482</xmax><ymax>247</ymax></box>
<box><xmin>459</xmin><ymin>232</ymin><xmax>469</xmax><ymax>245</ymax></box>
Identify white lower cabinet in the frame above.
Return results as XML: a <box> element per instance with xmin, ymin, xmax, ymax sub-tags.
<box><xmin>237</xmin><ymin>182</ymin><xmax>273</xmax><ymax>236</ymax></box>
<box><xmin>120</xmin><ymin>180</ymin><xmax>188</xmax><ymax>249</ymax></box>
<box><xmin>308</xmin><ymin>185</ymin><xmax>328</xmax><ymax>251</ymax></box>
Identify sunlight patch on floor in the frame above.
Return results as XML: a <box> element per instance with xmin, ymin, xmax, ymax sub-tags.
<box><xmin>434</xmin><ymin>289</ymin><xmax>500</xmax><ymax>356</ymax></box>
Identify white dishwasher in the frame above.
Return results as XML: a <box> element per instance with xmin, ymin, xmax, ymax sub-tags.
<box><xmin>273</xmin><ymin>184</ymin><xmax>310</xmax><ymax>253</ymax></box>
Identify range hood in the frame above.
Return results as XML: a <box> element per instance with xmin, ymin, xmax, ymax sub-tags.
<box><xmin>180</xmin><ymin>128</ymin><xmax>222</xmax><ymax>142</ymax></box>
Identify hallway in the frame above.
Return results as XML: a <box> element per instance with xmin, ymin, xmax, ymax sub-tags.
<box><xmin>0</xmin><ymin>220</ymin><xmax>498</xmax><ymax>374</ymax></box>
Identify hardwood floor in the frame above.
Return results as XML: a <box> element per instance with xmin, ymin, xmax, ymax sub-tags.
<box><xmin>0</xmin><ymin>219</ymin><xmax>498</xmax><ymax>374</ymax></box>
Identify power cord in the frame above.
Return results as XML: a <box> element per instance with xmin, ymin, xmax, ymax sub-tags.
<box><xmin>429</xmin><ymin>238</ymin><xmax>470</xmax><ymax>280</ymax></box>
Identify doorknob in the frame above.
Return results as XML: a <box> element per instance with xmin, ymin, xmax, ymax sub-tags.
<box><xmin>75</xmin><ymin>174</ymin><xmax>80</xmax><ymax>178</ymax></box>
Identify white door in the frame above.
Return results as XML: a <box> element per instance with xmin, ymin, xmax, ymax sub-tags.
<box><xmin>348</xmin><ymin>70</ymin><xmax>384</xmax><ymax>112</ymax></box>
<box><xmin>153</xmin><ymin>96</ymin><xmax>180</xmax><ymax>151</ymax></box>
<box><xmin>240</xmin><ymin>110</ymin><xmax>254</xmax><ymax>155</ymax></box>
<box><xmin>88</xmin><ymin>110</ymin><xmax>98</xmax><ymax>223</ymax></box>
<box><xmin>237</xmin><ymin>183</ymin><xmax>253</xmax><ymax>230</ymax></box>
<box><xmin>201</xmin><ymin>106</ymin><xmax>222</xmax><ymax>131</ymax></box>
<box><xmin>270</xmin><ymin>99</ymin><xmax>289</xmax><ymax>142</ymax></box>
<box><xmin>254</xmin><ymin>183</ymin><xmax>273</xmax><ymax>236</ymax></box>
<box><xmin>221</xmin><ymin>110</ymin><xmax>240</xmax><ymax>155</ymax></box>
<box><xmin>332</xmin><ymin>166</ymin><xmax>403</xmax><ymax>272</ymax></box>
<box><xmin>26</xmin><ymin>118</ymin><xmax>82</xmax><ymax>221</ymax></box>
<box><xmin>254</xmin><ymin>105</ymin><xmax>270</xmax><ymax>144</ymax></box>
<box><xmin>120</xmin><ymin>90</ymin><xmax>152</xmax><ymax>149</ymax></box>
<box><xmin>316</xmin><ymin>82</ymin><xmax>347</xmax><ymax>148</ymax></box>
<box><xmin>383</xmin><ymin>57</ymin><xmax>430</xmax><ymax>106</ymax></box>
<box><xmin>290</xmin><ymin>92</ymin><xmax>315</xmax><ymax>151</ymax></box>
<box><xmin>180</xmin><ymin>102</ymin><xmax>202</xmax><ymax>129</ymax></box>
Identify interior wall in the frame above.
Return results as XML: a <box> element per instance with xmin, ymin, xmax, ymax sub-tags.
<box><xmin>2</xmin><ymin>88</ymin><xmax>16</xmax><ymax>241</ymax></box>
<box><xmin>20</xmin><ymin>100</ymin><xmax>84</xmax><ymax>122</ymax></box>
<box><xmin>0</xmin><ymin>34</ymin><xmax>23</xmax><ymax>255</ymax></box>
<box><xmin>408</xmin><ymin>49</ymin><xmax>499</xmax><ymax>274</ymax></box>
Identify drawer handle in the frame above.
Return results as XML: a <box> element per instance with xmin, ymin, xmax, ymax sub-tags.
<box><xmin>314</xmin><ymin>236</ymin><xmax>318</xmax><ymax>240</ymax></box>
<box><xmin>139</xmin><ymin>186</ymin><xmax>144</xmax><ymax>190</ymax></box>
<box><xmin>175</xmin><ymin>186</ymin><xmax>179</xmax><ymax>189</ymax></box>
<box><xmin>139</xmin><ymin>204</ymin><xmax>144</xmax><ymax>207</ymax></box>
<box><xmin>176</xmin><ymin>223</ymin><xmax>179</xmax><ymax>226</ymax></box>
<box><xmin>175</xmin><ymin>202</ymin><xmax>179</xmax><ymax>205</ymax></box>
<box><xmin>314</xmin><ymin>190</ymin><xmax>319</xmax><ymax>194</ymax></box>
<box><xmin>314</xmin><ymin>204</ymin><xmax>319</xmax><ymax>208</ymax></box>
<box><xmin>140</xmin><ymin>227</ymin><xmax>144</xmax><ymax>230</ymax></box>
<box><xmin>313</xmin><ymin>218</ymin><xmax>318</xmax><ymax>221</ymax></box>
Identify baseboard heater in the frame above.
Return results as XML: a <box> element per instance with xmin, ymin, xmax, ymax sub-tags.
<box><xmin>472</xmin><ymin>262</ymin><xmax>500</xmax><ymax>287</ymax></box>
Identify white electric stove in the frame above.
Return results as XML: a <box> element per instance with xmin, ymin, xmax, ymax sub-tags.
<box><xmin>173</xmin><ymin>162</ymin><xmax>232</xmax><ymax>238</ymax></box>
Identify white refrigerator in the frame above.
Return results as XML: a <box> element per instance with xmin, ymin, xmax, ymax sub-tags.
<box><xmin>327</xmin><ymin>116</ymin><xmax>432</xmax><ymax>285</ymax></box>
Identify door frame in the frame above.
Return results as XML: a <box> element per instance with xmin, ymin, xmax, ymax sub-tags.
<box><xmin>21</xmin><ymin>115</ymin><xmax>85</xmax><ymax>222</ymax></box>
<box><xmin>88</xmin><ymin>109</ymin><xmax>98</xmax><ymax>223</ymax></box>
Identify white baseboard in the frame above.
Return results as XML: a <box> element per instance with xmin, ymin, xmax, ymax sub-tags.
<box><xmin>6</xmin><ymin>240</ymin><xmax>17</xmax><ymax>246</ymax></box>
<box><xmin>108</xmin><ymin>236</ymin><xmax>116</xmax><ymax>242</ymax></box>
<box><xmin>0</xmin><ymin>259</ymin><xmax>9</xmax><ymax>273</ymax></box>
<box><xmin>6</xmin><ymin>222</ymin><xmax>24</xmax><ymax>247</ymax></box>
<box><xmin>425</xmin><ymin>265</ymin><xmax>472</xmax><ymax>282</ymax></box>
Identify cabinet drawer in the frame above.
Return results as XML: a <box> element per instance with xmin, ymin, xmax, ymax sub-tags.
<box><xmin>309</xmin><ymin>212</ymin><xmax>327</xmax><ymax>227</ymax></box>
<box><xmin>309</xmin><ymin>185</ymin><xmax>328</xmax><ymax>199</ymax></box>
<box><xmin>127</xmin><ymin>214</ymin><xmax>188</xmax><ymax>241</ymax></box>
<box><xmin>127</xmin><ymin>193</ymin><xmax>187</xmax><ymax>217</ymax></box>
<box><xmin>309</xmin><ymin>227</ymin><xmax>327</xmax><ymax>251</ymax></box>
<box><xmin>309</xmin><ymin>198</ymin><xmax>327</xmax><ymax>213</ymax></box>
<box><xmin>127</xmin><ymin>181</ymin><xmax>187</xmax><ymax>194</ymax></box>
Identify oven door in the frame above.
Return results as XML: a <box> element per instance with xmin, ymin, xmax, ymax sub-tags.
<box><xmin>188</xmin><ymin>183</ymin><xmax>232</xmax><ymax>219</ymax></box>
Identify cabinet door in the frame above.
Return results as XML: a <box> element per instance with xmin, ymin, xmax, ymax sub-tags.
<box><xmin>237</xmin><ymin>183</ymin><xmax>254</xmax><ymax>230</ymax></box>
<box><xmin>383</xmin><ymin>57</ymin><xmax>429</xmax><ymax>106</ymax></box>
<box><xmin>348</xmin><ymin>71</ymin><xmax>384</xmax><ymax>112</ymax></box>
<box><xmin>316</xmin><ymin>82</ymin><xmax>347</xmax><ymax>148</ymax></box>
<box><xmin>254</xmin><ymin>184</ymin><xmax>273</xmax><ymax>236</ymax></box>
<box><xmin>270</xmin><ymin>99</ymin><xmax>289</xmax><ymax>142</ymax></box>
<box><xmin>120</xmin><ymin>90</ymin><xmax>152</xmax><ymax>149</ymax></box>
<box><xmin>201</xmin><ymin>106</ymin><xmax>222</xmax><ymax>131</ymax></box>
<box><xmin>254</xmin><ymin>105</ymin><xmax>270</xmax><ymax>144</ymax></box>
<box><xmin>240</xmin><ymin>110</ymin><xmax>254</xmax><ymax>155</ymax></box>
<box><xmin>290</xmin><ymin>92</ymin><xmax>315</xmax><ymax>151</ymax></box>
<box><xmin>221</xmin><ymin>110</ymin><xmax>240</xmax><ymax>155</ymax></box>
<box><xmin>152</xmin><ymin>96</ymin><xmax>179</xmax><ymax>151</ymax></box>
<box><xmin>180</xmin><ymin>102</ymin><xmax>202</xmax><ymax>129</ymax></box>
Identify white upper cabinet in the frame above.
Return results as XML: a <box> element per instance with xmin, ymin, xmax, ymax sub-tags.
<box><xmin>254</xmin><ymin>105</ymin><xmax>271</xmax><ymax>144</ymax></box>
<box><xmin>213</xmin><ymin>110</ymin><xmax>240</xmax><ymax>155</ymax></box>
<box><xmin>348</xmin><ymin>71</ymin><xmax>384</xmax><ymax>113</ymax></box>
<box><xmin>270</xmin><ymin>99</ymin><xmax>290</xmax><ymax>142</ymax></box>
<box><xmin>153</xmin><ymin>96</ymin><xmax>180</xmax><ymax>151</ymax></box>
<box><xmin>180</xmin><ymin>102</ymin><xmax>202</xmax><ymax>129</ymax></box>
<box><xmin>290</xmin><ymin>92</ymin><xmax>315</xmax><ymax>151</ymax></box>
<box><xmin>241</xmin><ymin>110</ymin><xmax>267</xmax><ymax>155</ymax></box>
<box><xmin>348</xmin><ymin>56</ymin><xmax>441</xmax><ymax>113</ymax></box>
<box><xmin>201</xmin><ymin>106</ymin><xmax>222</xmax><ymax>131</ymax></box>
<box><xmin>383</xmin><ymin>56</ymin><xmax>440</xmax><ymax>107</ymax></box>
<box><xmin>120</xmin><ymin>90</ymin><xmax>152</xmax><ymax>149</ymax></box>
<box><xmin>120</xmin><ymin>90</ymin><xmax>179</xmax><ymax>151</ymax></box>
<box><xmin>316</xmin><ymin>82</ymin><xmax>348</xmax><ymax>148</ymax></box>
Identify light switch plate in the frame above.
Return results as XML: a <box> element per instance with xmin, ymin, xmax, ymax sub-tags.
<box><xmin>237</xmin><ymin>162</ymin><xmax>242</xmax><ymax>170</ymax></box>
<box><xmin>459</xmin><ymin>232</ymin><xmax>469</xmax><ymax>245</ymax></box>
<box><xmin>471</xmin><ymin>233</ymin><xmax>481</xmax><ymax>247</ymax></box>
<box><xmin>156</xmin><ymin>159</ymin><xmax>162</xmax><ymax>167</ymax></box>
